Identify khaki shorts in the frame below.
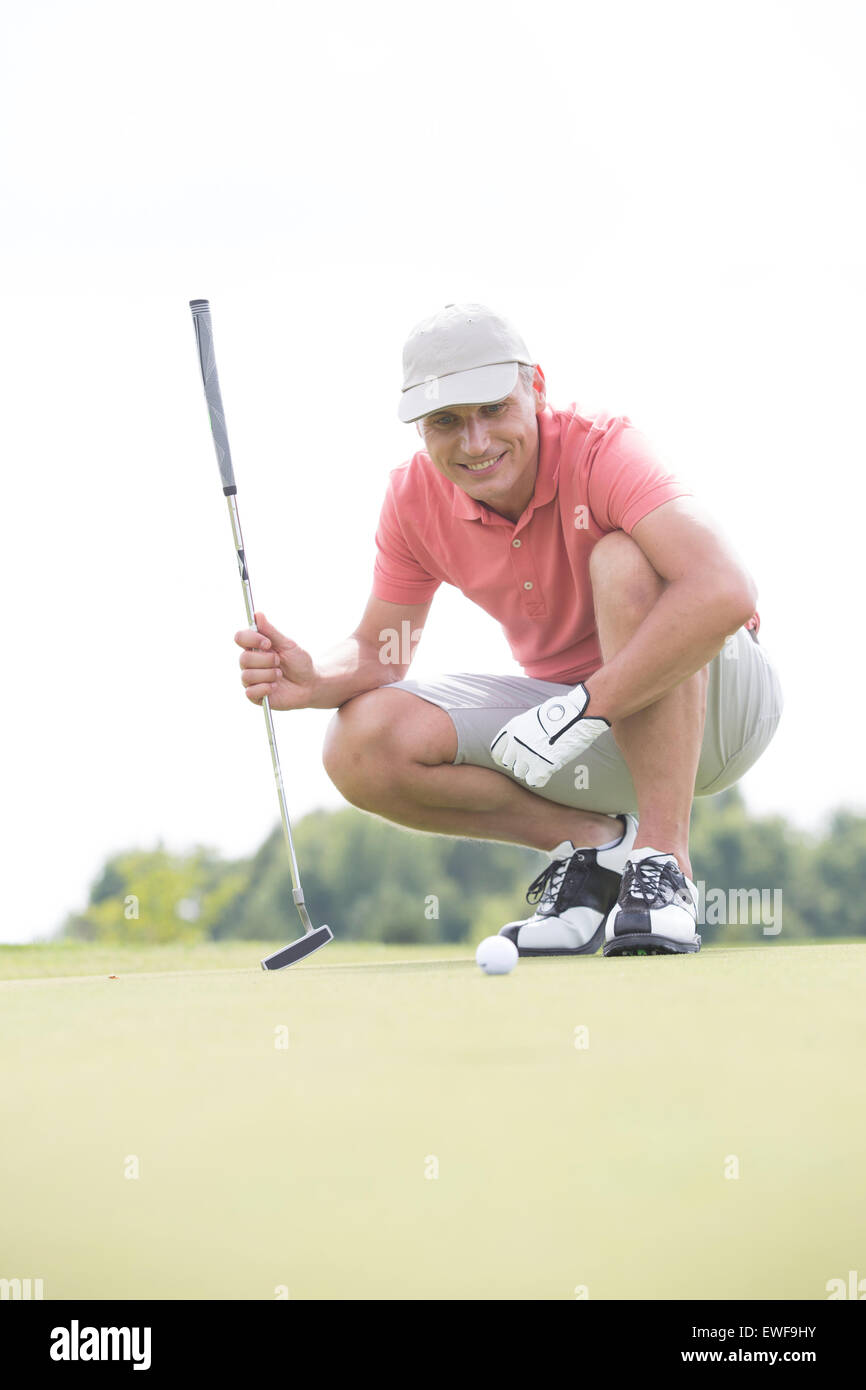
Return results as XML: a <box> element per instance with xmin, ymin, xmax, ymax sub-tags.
<box><xmin>388</xmin><ymin>627</ymin><xmax>784</xmax><ymax>814</ymax></box>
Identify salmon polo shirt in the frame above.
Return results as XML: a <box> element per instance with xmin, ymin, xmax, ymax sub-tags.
<box><xmin>372</xmin><ymin>405</ymin><xmax>694</xmax><ymax>686</ymax></box>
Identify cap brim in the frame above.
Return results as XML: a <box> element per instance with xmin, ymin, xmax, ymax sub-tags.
<box><xmin>397</xmin><ymin>362</ymin><xmax>520</xmax><ymax>423</ymax></box>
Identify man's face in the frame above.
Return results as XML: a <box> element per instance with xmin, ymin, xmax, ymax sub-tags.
<box><xmin>417</xmin><ymin>368</ymin><xmax>546</xmax><ymax>518</ymax></box>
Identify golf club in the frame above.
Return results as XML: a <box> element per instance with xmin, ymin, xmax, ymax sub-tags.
<box><xmin>189</xmin><ymin>298</ymin><xmax>333</xmax><ymax>971</ymax></box>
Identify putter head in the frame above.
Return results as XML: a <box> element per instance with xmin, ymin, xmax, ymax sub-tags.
<box><xmin>260</xmin><ymin>925</ymin><xmax>334</xmax><ymax>972</ymax></box>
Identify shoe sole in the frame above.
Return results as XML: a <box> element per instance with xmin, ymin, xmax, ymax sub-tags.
<box><xmin>603</xmin><ymin>932</ymin><xmax>701</xmax><ymax>956</ymax></box>
<box><xmin>510</xmin><ymin>921</ymin><xmax>606</xmax><ymax>957</ymax></box>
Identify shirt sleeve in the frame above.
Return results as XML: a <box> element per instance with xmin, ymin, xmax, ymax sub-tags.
<box><xmin>585</xmin><ymin>417</ymin><xmax>693</xmax><ymax>534</ymax></box>
<box><xmin>372</xmin><ymin>473</ymin><xmax>442</xmax><ymax>605</ymax></box>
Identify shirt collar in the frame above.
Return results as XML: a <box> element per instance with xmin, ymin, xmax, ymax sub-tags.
<box><xmin>449</xmin><ymin>407</ymin><xmax>559</xmax><ymax>522</ymax></box>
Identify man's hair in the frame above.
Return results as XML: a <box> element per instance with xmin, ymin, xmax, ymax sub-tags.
<box><xmin>517</xmin><ymin>363</ymin><xmax>537</xmax><ymax>394</ymax></box>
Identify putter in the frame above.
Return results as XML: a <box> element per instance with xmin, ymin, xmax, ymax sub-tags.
<box><xmin>189</xmin><ymin>298</ymin><xmax>333</xmax><ymax>970</ymax></box>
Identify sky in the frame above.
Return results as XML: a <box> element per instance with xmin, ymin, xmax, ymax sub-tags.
<box><xmin>1</xmin><ymin>0</ymin><xmax>863</xmax><ymax>942</ymax></box>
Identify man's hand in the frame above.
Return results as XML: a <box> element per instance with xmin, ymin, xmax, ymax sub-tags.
<box><xmin>490</xmin><ymin>684</ymin><xmax>610</xmax><ymax>788</ymax></box>
<box><xmin>235</xmin><ymin>611</ymin><xmax>318</xmax><ymax>710</ymax></box>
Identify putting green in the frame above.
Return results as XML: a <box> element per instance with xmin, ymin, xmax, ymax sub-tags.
<box><xmin>1</xmin><ymin>941</ymin><xmax>863</xmax><ymax>1300</ymax></box>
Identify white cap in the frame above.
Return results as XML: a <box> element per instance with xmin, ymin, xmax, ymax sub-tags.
<box><xmin>397</xmin><ymin>302</ymin><xmax>533</xmax><ymax>423</ymax></box>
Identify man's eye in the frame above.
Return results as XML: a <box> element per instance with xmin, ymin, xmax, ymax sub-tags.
<box><xmin>428</xmin><ymin>404</ymin><xmax>503</xmax><ymax>427</ymax></box>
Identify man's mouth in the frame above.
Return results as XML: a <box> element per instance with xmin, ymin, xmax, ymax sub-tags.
<box><xmin>459</xmin><ymin>451</ymin><xmax>505</xmax><ymax>475</ymax></box>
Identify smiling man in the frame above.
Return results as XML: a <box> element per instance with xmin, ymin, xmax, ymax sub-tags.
<box><xmin>235</xmin><ymin>303</ymin><xmax>783</xmax><ymax>956</ymax></box>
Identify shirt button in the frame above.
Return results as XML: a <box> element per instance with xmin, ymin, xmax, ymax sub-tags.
<box><xmin>523</xmin><ymin>581</ymin><xmax>533</xmax><ymax>590</ymax></box>
<box><xmin>512</xmin><ymin>538</ymin><xmax>522</xmax><ymax>547</ymax></box>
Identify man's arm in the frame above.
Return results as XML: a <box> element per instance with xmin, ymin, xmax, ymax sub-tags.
<box><xmin>490</xmin><ymin>497</ymin><xmax>757</xmax><ymax>787</ymax></box>
<box><xmin>583</xmin><ymin>497</ymin><xmax>758</xmax><ymax>721</ymax></box>
<box><xmin>308</xmin><ymin>594</ymin><xmax>432</xmax><ymax>708</ymax></box>
<box><xmin>235</xmin><ymin>594</ymin><xmax>433</xmax><ymax>711</ymax></box>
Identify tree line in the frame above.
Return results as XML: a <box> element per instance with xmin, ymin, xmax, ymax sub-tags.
<box><xmin>61</xmin><ymin>788</ymin><xmax>866</xmax><ymax>947</ymax></box>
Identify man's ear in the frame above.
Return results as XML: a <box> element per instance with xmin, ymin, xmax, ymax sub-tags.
<box><xmin>532</xmin><ymin>364</ymin><xmax>547</xmax><ymax>413</ymax></box>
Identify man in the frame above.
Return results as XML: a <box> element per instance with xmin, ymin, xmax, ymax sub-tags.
<box><xmin>235</xmin><ymin>304</ymin><xmax>783</xmax><ymax>956</ymax></box>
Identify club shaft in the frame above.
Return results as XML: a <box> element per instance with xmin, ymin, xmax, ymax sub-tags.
<box><xmin>225</xmin><ymin>495</ymin><xmax>312</xmax><ymax>931</ymax></box>
<box><xmin>189</xmin><ymin>298</ymin><xmax>313</xmax><ymax>937</ymax></box>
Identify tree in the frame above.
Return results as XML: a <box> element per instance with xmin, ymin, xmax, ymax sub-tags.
<box><xmin>63</xmin><ymin>846</ymin><xmax>248</xmax><ymax>944</ymax></box>
<box><xmin>61</xmin><ymin>798</ymin><xmax>866</xmax><ymax>948</ymax></box>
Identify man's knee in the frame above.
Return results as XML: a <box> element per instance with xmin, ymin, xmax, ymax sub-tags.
<box><xmin>589</xmin><ymin>530</ymin><xmax>665</xmax><ymax>614</ymax></box>
<box><xmin>322</xmin><ymin>688</ymin><xmax>456</xmax><ymax>807</ymax></box>
<box><xmin>322</xmin><ymin>691</ymin><xmax>393</xmax><ymax>801</ymax></box>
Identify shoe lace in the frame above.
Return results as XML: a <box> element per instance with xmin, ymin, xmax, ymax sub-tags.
<box><xmin>625</xmin><ymin>855</ymin><xmax>682</xmax><ymax>908</ymax></box>
<box><xmin>526</xmin><ymin>852</ymin><xmax>585</xmax><ymax>914</ymax></box>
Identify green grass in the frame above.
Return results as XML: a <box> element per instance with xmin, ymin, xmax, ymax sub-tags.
<box><xmin>0</xmin><ymin>938</ymin><xmax>463</xmax><ymax>980</ymax></box>
<box><xmin>1</xmin><ymin>940</ymin><xmax>864</xmax><ymax>1299</ymax></box>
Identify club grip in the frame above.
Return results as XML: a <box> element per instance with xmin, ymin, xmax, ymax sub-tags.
<box><xmin>189</xmin><ymin>299</ymin><xmax>236</xmax><ymax>493</ymax></box>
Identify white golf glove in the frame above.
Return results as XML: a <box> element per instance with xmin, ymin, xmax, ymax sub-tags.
<box><xmin>490</xmin><ymin>683</ymin><xmax>610</xmax><ymax>788</ymax></box>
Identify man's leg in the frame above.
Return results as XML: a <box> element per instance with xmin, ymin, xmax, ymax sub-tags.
<box><xmin>589</xmin><ymin>531</ymin><xmax>709</xmax><ymax>879</ymax></box>
<box><xmin>322</xmin><ymin>690</ymin><xmax>620</xmax><ymax>853</ymax></box>
<box><xmin>324</xmin><ymin>534</ymin><xmax>712</xmax><ymax>868</ymax></box>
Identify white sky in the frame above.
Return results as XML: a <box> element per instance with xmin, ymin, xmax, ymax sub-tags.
<box><xmin>2</xmin><ymin>0</ymin><xmax>863</xmax><ymax>942</ymax></box>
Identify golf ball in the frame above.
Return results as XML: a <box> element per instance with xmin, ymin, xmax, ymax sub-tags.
<box><xmin>475</xmin><ymin>935</ymin><xmax>518</xmax><ymax>975</ymax></box>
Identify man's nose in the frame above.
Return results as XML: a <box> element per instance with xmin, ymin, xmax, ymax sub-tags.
<box><xmin>459</xmin><ymin>416</ymin><xmax>491</xmax><ymax>456</ymax></box>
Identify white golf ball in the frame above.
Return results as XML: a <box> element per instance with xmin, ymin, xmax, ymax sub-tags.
<box><xmin>475</xmin><ymin>935</ymin><xmax>518</xmax><ymax>975</ymax></box>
